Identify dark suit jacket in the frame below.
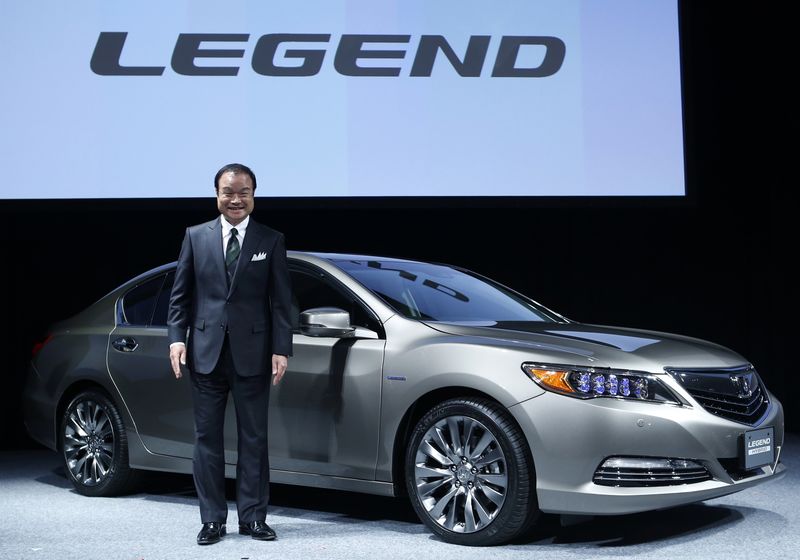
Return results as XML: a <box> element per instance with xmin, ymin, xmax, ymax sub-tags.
<box><xmin>167</xmin><ymin>216</ymin><xmax>293</xmax><ymax>376</ymax></box>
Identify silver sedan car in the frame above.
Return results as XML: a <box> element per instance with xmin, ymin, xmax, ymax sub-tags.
<box><xmin>24</xmin><ymin>252</ymin><xmax>786</xmax><ymax>546</ymax></box>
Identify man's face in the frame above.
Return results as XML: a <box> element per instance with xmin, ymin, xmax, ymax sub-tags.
<box><xmin>216</xmin><ymin>171</ymin><xmax>255</xmax><ymax>226</ymax></box>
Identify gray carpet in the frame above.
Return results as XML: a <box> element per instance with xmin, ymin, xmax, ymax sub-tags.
<box><xmin>1</xmin><ymin>434</ymin><xmax>797</xmax><ymax>560</ymax></box>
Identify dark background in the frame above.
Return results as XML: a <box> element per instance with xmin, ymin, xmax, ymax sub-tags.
<box><xmin>0</xmin><ymin>1</ymin><xmax>793</xmax><ymax>451</ymax></box>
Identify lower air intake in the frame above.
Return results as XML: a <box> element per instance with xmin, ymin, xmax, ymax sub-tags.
<box><xmin>593</xmin><ymin>456</ymin><xmax>712</xmax><ymax>487</ymax></box>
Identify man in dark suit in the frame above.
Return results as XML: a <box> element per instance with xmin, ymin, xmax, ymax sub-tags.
<box><xmin>167</xmin><ymin>163</ymin><xmax>293</xmax><ymax>545</ymax></box>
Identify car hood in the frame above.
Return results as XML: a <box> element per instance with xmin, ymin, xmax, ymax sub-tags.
<box><xmin>421</xmin><ymin>321</ymin><xmax>748</xmax><ymax>372</ymax></box>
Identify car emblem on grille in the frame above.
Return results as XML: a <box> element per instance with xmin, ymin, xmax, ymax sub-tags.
<box><xmin>730</xmin><ymin>373</ymin><xmax>754</xmax><ymax>398</ymax></box>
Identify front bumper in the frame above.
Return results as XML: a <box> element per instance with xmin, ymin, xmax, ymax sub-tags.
<box><xmin>509</xmin><ymin>388</ymin><xmax>785</xmax><ymax>515</ymax></box>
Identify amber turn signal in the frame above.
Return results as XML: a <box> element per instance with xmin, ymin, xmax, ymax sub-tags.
<box><xmin>522</xmin><ymin>366</ymin><xmax>575</xmax><ymax>394</ymax></box>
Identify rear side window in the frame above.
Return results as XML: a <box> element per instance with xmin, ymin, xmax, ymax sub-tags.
<box><xmin>151</xmin><ymin>272</ymin><xmax>175</xmax><ymax>327</ymax></box>
<box><xmin>121</xmin><ymin>275</ymin><xmax>164</xmax><ymax>326</ymax></box>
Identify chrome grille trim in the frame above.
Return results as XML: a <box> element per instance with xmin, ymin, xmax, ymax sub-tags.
<box><xmin>665</xmin><ymin>365</ymin><xmax>769</xmax><ymax>425</ymax></box>
<box><xmin>593</xmin><ymin>458</ymin><xmax>712</xmax><ymax>487</ymax></box>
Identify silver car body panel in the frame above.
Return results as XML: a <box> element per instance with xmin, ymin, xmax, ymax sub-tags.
<box><xmin>23</xmin><ymin>251</ymin><xmax>785</xmax><ymax>518</ymax></box>
<box><xmin>511</xmin><ymin>389</ymin><xmax>785</xmax><ymax>514</ymax></box>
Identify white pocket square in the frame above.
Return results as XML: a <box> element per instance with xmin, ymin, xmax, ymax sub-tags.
<box><xmin>251</xmin><ymin>252</ymin><xmax>268</xmax><ymax>262</ymax></box>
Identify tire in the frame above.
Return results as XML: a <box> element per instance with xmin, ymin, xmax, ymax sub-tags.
<box><xmin>59</xmin><ymin>390</ymin><xmax>139</xmax><ymax>496</ymax></box>
<box><xmin>405</xmin><ymin>397</ymin><xmax>540</xmax><ymax>546</ymax></box>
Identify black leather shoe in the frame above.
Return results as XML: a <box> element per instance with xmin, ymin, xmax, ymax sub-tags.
<box><xmin>197</xmin><ymin>522</ymin><xmax>226</xmax><ymax>545</ymax></box>
<box><xmin>239</xmin><ymin>520</ymin><xmax>276</xmax><ymax>541</ymax></box>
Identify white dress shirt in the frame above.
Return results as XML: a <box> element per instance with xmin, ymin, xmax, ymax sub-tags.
<box><xmin>221</xmin><ymin>214</ymin><xmax>249</xmax><ymax>257</ymax></box>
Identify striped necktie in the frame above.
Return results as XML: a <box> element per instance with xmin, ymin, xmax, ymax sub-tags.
<box><xmin>225</xmin><ymin>227</ymin><xmax>240</xmax><ymax>284</ymax></box>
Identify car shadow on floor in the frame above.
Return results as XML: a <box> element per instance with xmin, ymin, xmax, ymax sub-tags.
<box><xmin>40</xmin><ymin>465</ymin><xmax>767</xmax><ymax>548</ymax></box>
<box><xmin>40</xmin><ymin>466</ymin><xmax>420</xmax><ymax>524</ymax></box>
<box><xmin>516</xmin><ymin>503</ymin><xmax>746</xmax><ymax>547</ymax></box>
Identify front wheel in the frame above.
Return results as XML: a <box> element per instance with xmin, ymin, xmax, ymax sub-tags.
<box><xmin>405</xmin><ymin>397</ymin><xmax>540</xmax><ymax>546</ymax></box>
<box><xmin>59</xmin><ymin>390</ymin><xmax>138</xmax><ymax>496</ymax></box>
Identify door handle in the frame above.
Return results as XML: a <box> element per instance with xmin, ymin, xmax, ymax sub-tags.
<box><xmin>112</xmin><ymin>337</ymin><xmax>139</xmax><ymax>352</ymax></box>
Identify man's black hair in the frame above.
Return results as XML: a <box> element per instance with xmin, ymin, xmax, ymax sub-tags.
<box><xmin>214</xmin><ymin>163</ymin><xmax>257</xmax><ymax>192</ymax></box>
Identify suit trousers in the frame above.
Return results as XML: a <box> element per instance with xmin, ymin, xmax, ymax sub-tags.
<box><xmin>189</xmin><ymin>334</ymin><xmax>270</xmax><ymax>523</ymax></box>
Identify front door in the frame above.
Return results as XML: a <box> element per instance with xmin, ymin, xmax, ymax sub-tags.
<box><xmin>267</xmin><ymin>266</ymin><xmax>385</xmax><ymax>479</ymax></box>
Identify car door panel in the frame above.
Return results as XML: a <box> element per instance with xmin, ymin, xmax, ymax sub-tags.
<box><xmin>267</xmin><ymin>333</ymin><xmax>384</xmax><ymax>479</ymax></box>
<box><xmin>107</xmin><ymin>325</ymin><xmax>197</xmax><ymax>459</ymax></box>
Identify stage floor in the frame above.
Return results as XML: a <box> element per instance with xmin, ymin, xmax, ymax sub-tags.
<box><xmin>1</xmin><ymin>434</ymin><xmax>797</xmax><ymax>560</ymax></box>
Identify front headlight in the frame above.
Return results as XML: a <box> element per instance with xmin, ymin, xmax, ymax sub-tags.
<box><xmin>521</xmin><ymin>362</ymin><xmax>680</xmax><ymax>404</ymax></box>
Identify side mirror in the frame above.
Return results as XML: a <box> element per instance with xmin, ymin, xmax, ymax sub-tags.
<box><xmin>299</xmin><ymin>307</ymin><xmax>355</xmax><ymax>338</ymax></box>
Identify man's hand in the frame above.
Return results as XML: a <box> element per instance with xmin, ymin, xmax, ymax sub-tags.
<box><xmin>170</xmin><ymin>343</ymin><xmax>187</xmax><ymax>379</ymax></box>
<box><xmin>272</xmin><ymin>354</ymin><xmax>288</xmax><ymax>386</ymax></box>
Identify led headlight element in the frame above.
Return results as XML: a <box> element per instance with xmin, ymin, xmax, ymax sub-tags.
<box><xmin>521</xmin><ymin>362</ymin><xmax>679</xmax><ymax>404</ymax></box>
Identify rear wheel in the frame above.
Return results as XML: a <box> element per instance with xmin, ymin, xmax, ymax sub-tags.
<box><xmin>60</xmin><ymin>390</ymin><xmax>138</xmax><ymax>496</ymax></box>
<box><xmin>405</xmin><ymin>397</ymin><xmax>540</xmax><ymax>546</ymax></box>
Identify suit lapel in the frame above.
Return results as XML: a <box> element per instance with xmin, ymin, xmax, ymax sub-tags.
<box><xmin>228</xmin><ymin>220</ymin><xmax>264</xmax><ymax>297</ymax></box>
<box><xmin>207</xmin><ymin>218</ymin><xmax>228</xmax><ymax>288</ymax></box>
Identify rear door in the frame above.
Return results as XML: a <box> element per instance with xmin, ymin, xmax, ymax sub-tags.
<box><xmin>106</xmin><ymin>271</ymin><xmax>199</xmax><ymax>459</ymax></box>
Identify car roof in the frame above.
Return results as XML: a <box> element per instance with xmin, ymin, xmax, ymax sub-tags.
<box><xmin>297</xmin><ymin>251</ymin><xmax>434</xmax><ymax>264</ymax></box>
<box><xmin>100</xmin><ymin>251</ymin><xmax>566</xmax><ymax>325</ymax></box>
<box><xmin>113</xmin><ymin>251</ymin><xmax>440</xmax><ymax>294</ymax></box>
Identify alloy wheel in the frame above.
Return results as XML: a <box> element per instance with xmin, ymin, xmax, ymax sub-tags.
<box><xmin>63</xmin><ymin>399</ymin><xmax>115</xmax><ymax>486</ymax></box>
<box><xmin>413</xmin><ymin>415</ymin><xmax>508</xmax><ymax>533</ymax></box>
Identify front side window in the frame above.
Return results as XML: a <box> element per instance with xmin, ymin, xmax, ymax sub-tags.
<box><xmin>330</xmin><ymin>259</ymin><xmax>562</xmax><ymax>326</ymax></box>
<box><xmin>290</xmin><ymin>267</ymin><xmax>382</xmax><ymax>334</ymax></box>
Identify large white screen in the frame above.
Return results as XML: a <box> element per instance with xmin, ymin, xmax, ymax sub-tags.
<box><xmin>1</xmin><ymin>0</ymin><xmax>684</xmax><ymax>198</ymax></box>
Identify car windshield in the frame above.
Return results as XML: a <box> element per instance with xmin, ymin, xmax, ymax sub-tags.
<box><xmin>330</xmin><ymin>258</ymin><xmax>563</xmax><ymax>325</ymax></box>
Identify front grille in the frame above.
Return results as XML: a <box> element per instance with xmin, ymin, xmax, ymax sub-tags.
<box><xmin>666</xmin><ymin>365</ymin><xmax>769</xmax><ymax>425</ymax></box>
<box><xmin>593</xmin><ymin>457</ymin><xmax>711</xmax><ymax>487</ymax></box>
